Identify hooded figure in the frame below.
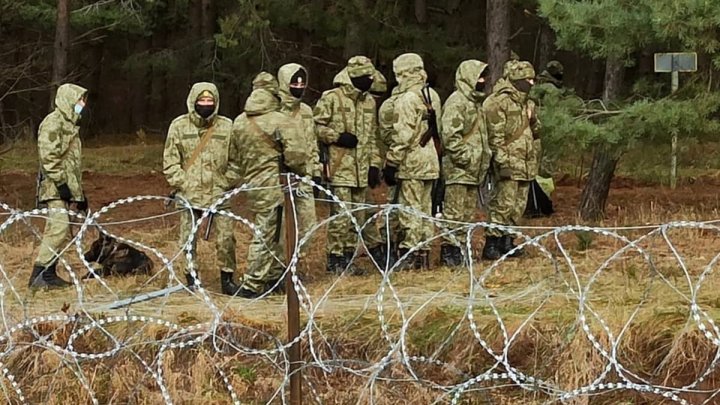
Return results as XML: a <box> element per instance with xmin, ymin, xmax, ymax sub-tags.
<box><xmin>30</xmin><ymin>83</ymin><xmax>89</xmax><ymax>289</ymax></box>
<box><xmin>231</xmin><ymin>72</ymin><xmax>310</xmax><ymax>298</ymax></box>
<box><xmin>481</xmin><ymin>61</ymin><xmax>539</xmax><ymax>260</ymax></box>
<box><xmin>313</xmin><ymin>56</ymin><xmax>385</xmax><ymax>274</ymax></box>
<box><xmin>277</xmin><ymin>64</ymin><xmax>320</xmax><ymax>257</ymax></box>
<box><xmin>162</xmin><ymin>82</ymin><xmax>241</xmax><ymax>295</ymax></box>
<box><xmin>439</xmin><ymin>59</ymin><xmax>492</xmax><ymax>267</ymax></box>
<box><xmin>384</xmin><ymin>53</ymin><xmax>443</xmax><ymax>270</ymax></box>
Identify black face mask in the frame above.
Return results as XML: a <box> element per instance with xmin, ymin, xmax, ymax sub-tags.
<box><xmin>512</xmin><ymin>79</ymin><xmax>533</xmax><ymax>94</ymax></box>
<box><xmin>351</xmin><ymin>75</ymin><xmax>374</xmax><ymax>93</ymax></box>
<box><xmin>289</xmin><ymin>86</ymin><xmax>305</xmax><ymax>99</ymax></box>
<box><xmin>195</xmin><ymin>104</ymin><xmax>215</xmax><ymax>119</ymax></box>
<box><xmin>474</xmin><ymin>81</ymin><xmax>486</xmax><ymax>93</ymax></box>
<box><xmin>551</xmin><ymin>72</ymin><xmax>564</xmax><ymax>82</ymax></box>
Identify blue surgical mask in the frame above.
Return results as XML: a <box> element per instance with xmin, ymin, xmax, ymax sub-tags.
<box><xmin>74</xmin><ymin>103</ymin><xmax>84</xmax><ymax>115</ymax></box>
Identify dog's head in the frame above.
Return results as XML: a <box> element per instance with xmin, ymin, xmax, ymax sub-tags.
<box><xmin>84</xmin><ymin>233</ymin><xmax>116</xmax><ymax>264</ymax></box>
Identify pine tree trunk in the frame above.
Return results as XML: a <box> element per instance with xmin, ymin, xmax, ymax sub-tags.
<box><xmin>200</xmin><ymin>0</ymin><xmax>215</xmax><ymax>66</ymax></box>
<box><xmin>579</xmin><ymin>56</ymin><xmax>625</xmax><ymax>221</ymax></box>
<box><xmin>50</xmin><ymin>0</ymin><xmax>70</xmax><ymax>109</ymax></box>
<box><xmin>535</xmin><ymin>23</ymin><xmax>555</xmax><ymax>72</ymax></box>
<box><xmin>486</xmin><ymin>0</ymin><xmax>510</xmax><ymax>87</ymax></box>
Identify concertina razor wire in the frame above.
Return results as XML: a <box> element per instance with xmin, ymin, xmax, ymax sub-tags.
<box><xmin>0</xmin><ymin>174</ymin><xmax>719</xmax><ymax>404</ymax></box>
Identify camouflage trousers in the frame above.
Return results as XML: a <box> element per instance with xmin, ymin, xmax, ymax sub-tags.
<box><xmin>327</xmin><ymin>186</ymin><xmax>382</xmax><ymax>256</ymax></box>
<box><xmin>397</xmin><ymin>180</ymin><xmax>434</xmax><ymax>251</ymax></box>
<box><xmin>242</xmin><ymin>206</ymin><xmax>285</xmax><ymax>293</ymax></box>
<box><xmin>178</xmin><ymin>209</ymin><xmax>236</xmax><ymax>275</ymax></box>
<box><xmin>486</xmin><ymin>179</ymin><xmax>530</xmax><ymax>237</ymax></box>
<box><xmin>35</xmin><ymin>200</ymin><xmax>72</xmax><ymax>267</ymax></box>
<box><xmin>442</xmin><ymin>184</ymin><xmax>478</xmax><ymax>246</ymax></box>
<box><xmin>294</xmin><ymin>183</ymin><xmax>317</xmax><ymax>257</ymax></box>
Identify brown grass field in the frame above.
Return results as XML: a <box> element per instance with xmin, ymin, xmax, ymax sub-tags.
<box><xmin>2</xmin><ymin>141</ymin><xmax>720</xmax><ymax>403</ymax></box>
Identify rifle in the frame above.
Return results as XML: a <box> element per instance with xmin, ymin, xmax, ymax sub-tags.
<box><xmin>274</xmin><ymin>129</ymin><xmax>285</xmax><ymax>243</ymax></box>
<box><xmin>35</xmin><ymin>167</ymin><xmax>44</xmax><ymax>209</ymax></box>
<box><xmin>418</xmin><ymin>85</ymin><xmax>445</xmax><ymax>217</ymax></box>
<box><xmin>418</xmin><ymin>85</ymin><xmax>442</xmax><ymax>157</ymax></box>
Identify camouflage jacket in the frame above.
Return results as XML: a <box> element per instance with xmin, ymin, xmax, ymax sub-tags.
<box><xmin>162</xmin><ymin>82</ymin><xmax>236</xmax><ymax>208</ymax></box>
<box><xmin>313</xmin><ymin>68</ymin><xmax>380</xmax><ymax>188</ymax></box>
<box><xmin>386</xmin><ymin>75</ymin><xmax>442</xmax><ymax>180</ymax></box>
<box><xmin>378</xmin><ymin>88</ymin><xmax>402</xmax><ymax>162</ymax></box>
<box><xmin>441</xmin><ymin>60</ymin><xmax>492</xmax><ymax>186</ymax></box>
<box><xmin>278</xmin><ymin>63</ymin><xmax>321</xmax><ymax>179</ymax></box>
<box><xmin>482</xmin><ymin>79</ymin><xmax>539</xmax><ymax>181</ymax></box>
<box><xmin>37</xmin><ymin>83</ymin><xmax>88</xmax><ymax>203</ymax></box>
<box><xmin>232</xmin><ymin>88</ymin><xmax>310</xmax><ymax>213</ymax></box>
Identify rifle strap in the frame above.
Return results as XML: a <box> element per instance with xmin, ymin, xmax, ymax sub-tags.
<box><xmin>328</xmin><ymin>89</ymin><xmax>350</xmax><ymax>180</ymax></box>
<box><xmin>248</xmin><ymin>117</ymin><xmax>282</xmax><ymax>153</ymax></box>
<box><xmin>183</xmin><ymin>124</ymin><xmax>216</xmax><ymax>171</ymax></box>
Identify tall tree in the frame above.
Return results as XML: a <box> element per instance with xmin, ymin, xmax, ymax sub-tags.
<box><xmin>486</xmin><ymin>0</ymin><xmax>510</xmax><ymax>86</ymax></box>
<box><xmin>50</xmin><ymin>0</ymin><xmax>70</xmax><ymax>108</ymax></box>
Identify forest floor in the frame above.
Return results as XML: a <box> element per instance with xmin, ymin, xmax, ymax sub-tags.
<box><xmin>2</xmin><ymin>140</ymin><xmax>720</xmax><ymax>403</ymax></box>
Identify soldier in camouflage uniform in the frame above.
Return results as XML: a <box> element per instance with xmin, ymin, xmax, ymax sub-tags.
<box><xmin>163</xmin><ymin>82</ymin><xmax>241</xmax><ymax>295</ymax></box>
<box><xmin>30</xmin><ymin>83</ymin><xmax>89</xmax><ymax>289</ymax></box>
<box><xmin>383</xmin><ymin>53</ymin><xmax>442</xmax><ymax>270</ymax></box>
<box><xmin>481</xmin><ymin>61</ymin><xmax>539</xmax><ymax>260</ymax></box>
<box><xmin>277</xmin><ymin>63</ymin><xmax>320</xmax><ymax>253</ymax></box>
<box><xmin>440</xmin><ymin>60</ymin><xmax>492</xmax><ymax>267</ymax></box>
<box><xmin>314</xmin><ymin>56</ymin><xmax>384</xmax><ymax>273</ymax></box>
<box><xmin>536</xmin><ymin>60</ymin><xmax>563</xmax><ymax>89</ymax></box>
<box><xmin>232</xmin><ymin>72</ymin><xmax>310</xmax><ymax>298</ymax></box>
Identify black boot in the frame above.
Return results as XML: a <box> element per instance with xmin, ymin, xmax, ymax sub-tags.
<box><xmin>396</xmin><ymin>248</ymin><xmax>413</xmax><ymax>271</ymax></box>
<box><xmin>236</xmin><ymin>285</ymin><xmax>263</xmax><ymax>299</ymax></box>
<box><xmin>265</xmin><ymin>279</ymin><xmax>286</xmax><ymax>296</ymax></box>
<box><xmin>29</xmin><ymin>262</ymin><xmax>71</xmax><ymax>289</ymax></box>
<box><xmin>343</xmin><ymin>250</ymin><xmax>363</xmax><ymax>275</ymax></box>
<box><xmin>220</xmin><ymin>271</ymin><xmax>241</xmax><ymax>295</ymax></box>
<box><xmin>368</xmin><ymin>245</ymin><xmax>396</xmax><ymax>270</ymax></box>
<box><xmin>418</xmin><ymin>251</ymin><xmax>430</xmax><ymax>270</ymax></box>
<box><xmin>440</xmin><ymin>244</ymin><xmax>463</xmax><ymax>267</ymax></box>
<box><xmin>185</xmin><ymin>272</ymin><xmax>199</xmax><ymax>290</ymax></box>
<box><xmin>501</xmin><ymin>236</ymin><xmax>525</xmax><ymax>258</ymax></box>
<box><xmin>326</xmin><ymin>254</ymin><xmax>345</xmax><ymax>273</ymax></box>
<box><xmin>481</xmin><ymin>236</ymin><xmax>503</xmax><ymax>261</ymax></box>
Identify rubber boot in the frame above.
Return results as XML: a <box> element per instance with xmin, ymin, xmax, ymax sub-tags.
<box><xmin>368</xmin><ymin>245</ymin><xmax>386</xmax><ymax>267</ymax></box>
<box><xmin>501</xmin><ymin>235</ymin><xmax>525</xmax><ymax>258</ymax></box>
<box><xmin>265</xmin><ymin>278</ymin><xmax>286</xmax><ymax>296</ymax></box>
<box><xmin>481</xmin><ymin>236</ymin><xmax>503</xmax><ymax>261</ymax></box>
<box><xmin>236</xmin><ymin>285</ymin><xmax>262</xmax><ymax>299</ymax></box>
<box><xmin>185</xmin><ymin>272</ymin><xmax>199</xmax><ymax>290</ymax></box>
<box><xmin>343</xmin><ymin>250</ymin><xmax>363</xmax><ymax>275</ymax></box>
<box><xmin>326</xmin><ymin>254</ymin><xmax>344</xmax><ymax>273</ymax></box>
<box><xmin>29</xmin><ymin>262</ymin><xmax>71</xmax><ymax>289</ymax></box>
<box><xmin>440</xmin><ymin>244</ymin><xmax>463</xmax><ymax>267</ymax></box>
<box><xmin>220</xmin><ymin>271</ymin><xmax>241</xmax><ymax>296</ymax></box>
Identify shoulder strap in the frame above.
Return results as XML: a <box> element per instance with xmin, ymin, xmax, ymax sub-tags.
<box><xmin>182</xmin><ymin>125</ymin><xmax>216</xmax><ymax>171</ymax></box>
<box><xmin>248</xmin><ymin>117</ymin><xmax>282</xmax><ymax>153</ymax></box>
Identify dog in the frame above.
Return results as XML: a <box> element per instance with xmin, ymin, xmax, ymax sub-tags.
<box><xmin>82</xmin><ymin>233</ymin><xmax>154</xmax><ymax>279</ymax></box>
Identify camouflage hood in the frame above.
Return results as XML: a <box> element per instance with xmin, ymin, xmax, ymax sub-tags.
<box><xmin>393</xmin><ymin>53</ymin><xmax>427</xmax><ymax>93</ymax></box>
<box><xmin>55</xmin><ymin>83</ymin><xmax>87</xmax><ymax>124</ymax></box>
<box><xmin>244</xmin><ymin>88</ymin><xmax>280</xmax><ymax>116</ymax></box>
<box><xmin>332</xmin><ymin>67</ymin><xmax>361</xmax><ymax>98</ymax></box>
<box><xmin>278</xmin><ymin>63</ymin><xmax>307</xmax><ymax>109</ymax></box>
<box><xmin>455</xmin><ymin>59</ymin><xmax>488</xmax><ymax>102</ymax></box>
<box><xmin>252</xmin><ymin>71</ymin><xmax>279</xmax><ymax>94</ymax></box>
<box><xmin>186</xmin><ymin>82</ymin><xmax>220</xmax><ymax>127</ymax></box>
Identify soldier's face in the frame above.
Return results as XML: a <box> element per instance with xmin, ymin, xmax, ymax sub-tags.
<box><xmin>196</xmin><ymin>96</ymin><xmax>215</xmax><ymax>107</ymax></box>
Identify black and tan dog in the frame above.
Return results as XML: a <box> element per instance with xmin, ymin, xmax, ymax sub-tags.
<box><xmin>82</xmin><ymin>233</ymin><xmax>154</xmax><ymax>279</ymax></box>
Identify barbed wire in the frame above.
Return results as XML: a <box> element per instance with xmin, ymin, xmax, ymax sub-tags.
<box><xmin>0</xmin><ymin>175</ymin><xmax>718</xmax><ymax>404</ymax></box>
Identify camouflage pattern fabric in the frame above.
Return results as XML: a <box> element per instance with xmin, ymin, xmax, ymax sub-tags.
<box><xmin>232</xmin><ymin>82</ymin><xmax>310</xmax><ymax>293</ymax></box>
<box><xmin>486</xmin><ymin>179</ymin><xmax>530</xmax><ymax>237</ymax></box>
<box><xmin>163</xmin><ymin>82</ymin><xmax>237</xmax><ymax>209</ymax></box>
<box><xmin>313</xmin><ymin>57</ymin><xmax>380</xmax><ymax>187</ymax></box>
<box><xmin>442</xmin><ymin>184</ymin><xmax>479</xmax><ymax>245</ymax></box>
<box><xmin>37</xmin><ymin>83</ymin><xmax>87</xmax><ymax>203</ymax></box>
<box><xmin>441</xmin><ymin>59</ymin><xmax>492</xmax><ymax>187</ymax></box>
<box><xmin>35</xmin><ymin>200</ymin><xmax>72</xmax><ymax>267</ymax></box>
<box><xmin>278</xmin><ymin>63</ymin><xmax>319</xmax><ymax>249</ymax></box>
<box><xmin>397</xmin><ymin>179</ymin><xmax>434</xmax><ymax>251</ymax></box>
<box><xmin>178</xmin><ymin>210</ymin><xmax>236</xmax><ymax>275</ymax></box>
<box><xmin>314</xmin><ymin>57</ymin><xmax>382</xmax><ymax>255</ymax></box>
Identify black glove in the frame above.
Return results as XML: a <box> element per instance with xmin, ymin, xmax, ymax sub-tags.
<box><xmin>335</xmin><ymin>132</ymin><xmax>358</xmax><ymax>149</ymax></box>
<box><xmin>76</xmin><ymin>196</ymin><xmax>88</xmax><ymax>212</ymax></box>
<box><xmin>368</xmin><ymin>166</ymin><xmax>381</xmax><ymax>189</ymax></box>
<box><xmin>57</xmin><ymin>183</ymin><xmax>72</xmax><ymax>202</ymax></box>
<box><xmin>383</xmin><ymin>165</ymin><xmax>398</xmax><ymax>186</ymax></box>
